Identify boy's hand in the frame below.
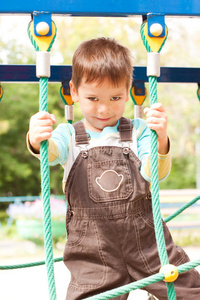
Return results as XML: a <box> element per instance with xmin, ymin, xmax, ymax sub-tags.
<box><xmin>29</xmin><ymin>112</ymin><xmax>56</xmax><ymax>153</ymax></box>
<box><xmin>144</xmin><ymin>103</ymin><xmax>169</xmax><ymax>155</ymax></box>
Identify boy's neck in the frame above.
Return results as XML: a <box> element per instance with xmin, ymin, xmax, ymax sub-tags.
<box><xmin>83</xmin><ymin>119</ymin><xmax>119</xmax><ymax>133</ymax></box>
<box><xmin>83</xmin><ymin>119</ymin><xmax>102</xmax><ymax>133</ymax></box>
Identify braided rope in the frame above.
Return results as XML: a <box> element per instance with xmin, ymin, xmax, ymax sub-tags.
<box><xmin>177</xmin><ymin>258</ymin><xmax>200</xmax><ymax>274</ymax></box>
<box><xmin>197</xmin><ymin>88</ymin><xmax>200</xmax><ymax>102</ymax></box>
<box><xmin>2</xmin><ymin>257</ymin><xmax>200</xmax><ymax>300</ymax></box>
<box><xmin>27</xmin><ymin>21</ymin><xmax>57</xmax><ymax>300</ymax></box>
<box><xmin>82</xmin><ymin>258</ymin><xmax>200</xmax><ymax>300</ymax></box>
<box><xmin>39</xmin><ymin>78</ymin><xmax>57</xmax><ymax>300</ymax></box>
<box><xmin>27</xmin><ymin>22</ymin><xmax>39</xmax><ymax>51</ymax></box>
<box><xmin>165</xmin><ymin>195</ymin><xmax>200</xmax><ymax>223</ymax></box>
<box><xmin>140</xmin><ymin>22</ymin><xmax>177</xmax><ymax>299</ymax></box>
<box><xmin>149</xmin><ymin>77</ymin><xmax>169</xmax><ymax>265</ymax></box>
<box><xmin>0</xmin><ymin>257</ymin><xmax>63</xmax><ymax>270</ymax></box>
<box><xmin>84</xmin><ymin>273</ymin><xmax>165</xmax><ymax>300</ymax></box>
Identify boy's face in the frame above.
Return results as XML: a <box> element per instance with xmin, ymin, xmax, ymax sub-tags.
<box><xmin>70</xmin><ymin>78</ymin><xmax>129</xmax><ymax>132</ymax></box>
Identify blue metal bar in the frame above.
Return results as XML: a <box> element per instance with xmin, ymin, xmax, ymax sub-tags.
<box><xmin>0</xmin><ymin>65</ymin><xmax>200</xmax><ymax>83</ymax></box>
<box><xmin>0</xmin><ymin>0</ymin><xmax>200</xmax><ymax>16</ymax></box>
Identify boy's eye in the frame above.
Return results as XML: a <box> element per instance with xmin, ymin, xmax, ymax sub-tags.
<box><xmin>88</xmin><ymin>97</ymin><xmax>98</xmax><ymax>101</ymax></box>
<box><xmin>110</xmin><ymin>96</ymin><xmax>120</xmax><ymax>101</ymax></box>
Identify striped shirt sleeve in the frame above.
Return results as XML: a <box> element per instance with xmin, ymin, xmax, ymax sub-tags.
<box><xmin>26</xmin><ymin>123</ymin><xmax>74</xmax><ymax>166</ymax></box>
<box><xmin>134</xmin><ymin>118</ymin><xmax>171</xmax><ymax>182</ymax></box>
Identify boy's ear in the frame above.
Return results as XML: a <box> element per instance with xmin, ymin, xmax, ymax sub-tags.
<box><xmin>70</xmin><ymin>80</ymin><xmax>79</xmax><ymax>103</ymax></box>
<box><xmin>125</xmin><ymin>89</ymin><xmax>129</xmax><ymax>102</ymax></box>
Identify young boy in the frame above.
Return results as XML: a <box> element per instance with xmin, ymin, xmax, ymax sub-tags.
<box><xmin>27</xmin><ymin>38</ymin><xmax>200</xmax><ymax>300</ymax></box>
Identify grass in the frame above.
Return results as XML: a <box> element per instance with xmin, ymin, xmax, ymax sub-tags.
<box><xmin>0</xmin><ymin>223</ymin><xmax>66</xmax><ymax>246</ymax></box>
<box><xmin>170</xmin><ymin>229</ymin><xmax>200</xmax><ymax>248</ymax></box>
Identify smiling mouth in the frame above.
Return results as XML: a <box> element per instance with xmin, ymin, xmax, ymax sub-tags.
<box><xmin>96</xmin><ymin>117</ymin><xmax>111</xmax><ymax>121</ymax></box>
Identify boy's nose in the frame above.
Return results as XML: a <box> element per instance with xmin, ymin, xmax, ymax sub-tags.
<box><xmin>98</xmin><ymin>103</ymin><xmax>111</xmax><ymax>115</ymax></box>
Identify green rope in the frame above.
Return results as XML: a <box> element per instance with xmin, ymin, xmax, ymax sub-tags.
<box><xmin>39</xmin><ymin>78</ymin><xmax>57</xmax><ymax>300</ymax></box>
<box><xmin>149</xmin><ymin>76</ymin><xmax>169</xmax><ymax>265</ymax></box>
<box><xmin>2</xmin><ymin>256</ymin><xmax>200</xmax><ymax>299</ymax></box>
<box><xmin>197</xmin><ymin>88</ymin><xmax>200</xmax><ymax>102</ymax></box>
<box><xmin>0</xmin><ymin>257</ymin><xmax>63</xmax><ymax>270</ymax></box>
<box><xmin>59</xmin><ymin>86</ymin><xmax>67</xmax><ymax>105</ymax></box>
<box><xmin>177</xmin><ymin>258</ymin><xmax>200</xmax><ymax>275</ymax></box>
<box><xmin>82</xmin><ymin>258</ymin><xmax>200</xmax><ymax>300</ymax></box>
<box><xmin>165</xmin><ymin>195</ymin><xmax>200</xmax><ymax>223</ymax></box>
<box><xmin>28</xmin><ymin>21</ymin><xmax>57</xmax><ymax>300</ymax></box>
<box><xmin>140</xmin><ymin>22</ymin><xmax>176</xmax><ymax>299</ymax></box>
<box><xmin>83</xmin><ymin>273</ymin><xmax>165</xmax><ymax>300</ymax></box>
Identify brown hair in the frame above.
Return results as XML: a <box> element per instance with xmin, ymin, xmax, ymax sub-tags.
<box><xmin>71</xmin><ymin>37</ymin><xmax>133</xmax><ymax>90</ymax></box>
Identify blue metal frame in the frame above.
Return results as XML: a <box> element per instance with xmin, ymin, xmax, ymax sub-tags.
<box><xmin>0</xmin><ymin>65</ymin><xmax>200</xmax><ymax>84</ymax></box>
<box><xmin>0</xmin><ymin>2</ymin><xmax>200</xmax><ymax>85</ymax></box>
<box><xmin>0</xmin><ymin>0</ymin><xmax>200</xmax><ymax>16</ymax></box>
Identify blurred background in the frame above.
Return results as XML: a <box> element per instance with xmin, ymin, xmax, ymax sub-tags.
<box><xmin>0</xmin><ymin>16</ymin><xmax>200</xmax><ymax>196</ymax></box>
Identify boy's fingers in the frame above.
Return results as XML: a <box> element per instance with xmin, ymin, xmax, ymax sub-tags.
<box><xmin>38</xmin><ymin>118</ymin><xmax>55</xmax><ymax>127</ymax></box>
<box><xmin>34</xmin><ymin>111</ymin><xmax>55</xmax><ymax>121</ymax></box>
<box><xmin>30</xmin><ymin>132</ymin><xmax>52</xmax><ymax>145</ymax></box>
<box><xmin>150</xmin><ymin>103</ymin><xmax>165</xmax><ymax>111</ymax></box>
<box><xmin>30</xmin><ymin>113</ymin><xmax>56</xmax><ymax>127</ymax></box>
<box><xmin>36</xmin><ymin>126</ymin><xmax>54</xmax><ymax>134</ymax></box>
<box><xmin>35</xmin><ymin>111</ymin><xmax>50</xmax><ymax>119</ymax></box>
<box><xmin>143</xmin><ymin>107</ymin><xmax>150</xmax><ymax>115</ymax></box>
<box><xmin>50</xmin><ymin>114</ymin><xmax>56</xmax><ymax>123</ymax></box>
<box><xmin>147</xmin><ymin>117</ymin><xmax>163</xmax><ymax>124</ymax></box>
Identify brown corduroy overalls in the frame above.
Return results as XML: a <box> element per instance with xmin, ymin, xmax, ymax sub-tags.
<box><xmin>63</xmin><ymin>117</ymin><xmax>200</xmax><ymax>300</ymax></box>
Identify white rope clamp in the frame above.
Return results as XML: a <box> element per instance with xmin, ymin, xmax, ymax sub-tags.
<box><xmin>36</xmin><ymin>51</ymin><xmax>51</xmax><ymax>78</ymax></box>
<box><xmin>65</xmin><ymin>105</ymin><xmax>74</xmax><ymax>121</ymax></box>
<box><xmin>147</xmin><ymin>52</ymin><xmax>160</xmax><ymax>77</ymax></box>
<box><xmin>134</xmin><ymin>105</ymin><xmax>143</xmax><ymax>119</ymax></box>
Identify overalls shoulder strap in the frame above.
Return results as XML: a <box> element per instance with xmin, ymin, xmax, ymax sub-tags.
<box><xmin>118</xmin><ymin>117</ymin><xmax>133</xmax><ymax>142</ymax></box>
<box><xmin>73</xmin><ymin>121</ymin><xmax>89</xmax><ymax>145</ymax></box>
<box><xmin>73</xmin><ymin>117</ymin><xmax>133</xmax><ymax>145</ymax></box>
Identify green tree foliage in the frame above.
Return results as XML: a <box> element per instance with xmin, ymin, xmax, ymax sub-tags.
<box><xmin>0</xmin><ymin>16</ymin><xmax>200</xmax><ymax>199</ymax></box>
<box><xmin>160</xmin><ymin>156</ymin><xmax>196</xmax><ymax>189</ymax></box>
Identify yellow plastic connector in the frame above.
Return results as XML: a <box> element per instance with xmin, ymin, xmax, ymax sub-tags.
<box><xmin>130</xmin><ymin>86</ymin><xmax>147</xmax><ymax>106</ymax></box>
<box><xmin>29</xmin><ymin>21</ymin><xmax>56</xmax><ymax>51</ymax></box>
<box><xmin>60</xmin><ymin>87</ymin><xmax>73</xmax><ymax>105</ymax></box>
<box><xmin>0</xmin><ymin>85</ymin><xmax>3</xmax><ymax>99</ymax></box>
<box><xmin>159</xmin><ymin>264</ymin><xmax>179</xmax><ymax>282</ymax></box>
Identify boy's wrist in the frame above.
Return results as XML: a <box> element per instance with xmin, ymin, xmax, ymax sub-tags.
<box><xmin>157</xmin><ymin>135</ymin><xmax>169</xmax><ymax>155</ymax></box>
<box><xmin>27</xmin><ymin>132</ymin><xmax>40</xmax><ymax>154</ymax></box>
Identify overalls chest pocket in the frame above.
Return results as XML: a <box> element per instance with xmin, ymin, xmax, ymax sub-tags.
<box><xmin>87</xmin><ymin>147</ymin><xmax>133</xmax><ymax>202</ymax></box>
